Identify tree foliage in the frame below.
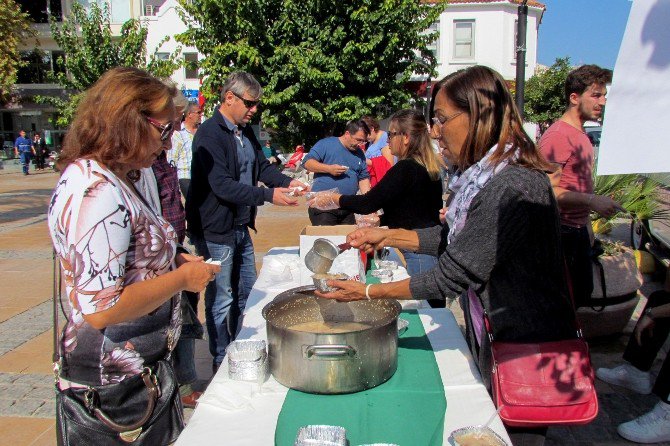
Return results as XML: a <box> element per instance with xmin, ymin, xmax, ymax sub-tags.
<box><xmin>0</xmin><ymin>0</ymin><xmax>35</xmax><ymax>102</ymax></box>
<box><xmin>523</xmin><ymin>57</ymin><xmax>572</xmax><ymax>126</ymax></box>
<box><xmin>177</xmin><ymin>0</ymin><xmax>442</xmax><ymax>147</ymax></box>
<box><xmin>38</xmin><ymin>2</ymin><xmax>181</xmax><ymax>128</ymax></box>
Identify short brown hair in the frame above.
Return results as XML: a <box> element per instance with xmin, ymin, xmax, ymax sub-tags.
<box><xmin>58</xmin><ymin>67</ymin><xmax>176</xmax><ymax>171</ymax></box>
<box><xmin>564</xmin><ymin>64</ymin><xmax>612</xmax><ymax>105</ymax></box>
<box><xmin>361</xmin><ymin>115</ymin><xmax>380</xmax><ymax>132</ymax></box>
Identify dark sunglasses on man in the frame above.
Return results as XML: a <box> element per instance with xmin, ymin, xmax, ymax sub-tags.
<box><xmin>232</xmin><ymin>91</ymin><xmax>261</xmax><ymax>109</ymax></box>
<box><xmin>145</xmin><ymin>117</ymin><xmax>174</xmax><ymax>141</ymax></box>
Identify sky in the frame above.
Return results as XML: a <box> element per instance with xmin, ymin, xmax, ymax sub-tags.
<box><xmin>537</xmin><ymin>0</ymin><xmax>633</xmax><ymax>69</ymax></box>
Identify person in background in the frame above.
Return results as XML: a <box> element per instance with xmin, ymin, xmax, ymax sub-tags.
<box><xmin>32</xmin><ymin>132</ymin><xmax>48</xmax><ymax>170</ymax></box>
<box><xmin>308</xmin><ymin>109</ymin><xmax>444</xmax><ymax>307</ymax></box>
<box><xmin>48</xmin><ymin>67</ymin><xmax>220</xmax><ymax>442</ymax></box>
<box><xmin>262</xmin><ymin>140</ymin><xmax>280</xmax><ymax>167</ymax></box>
<box><xmin>137</xmin><ymin>89</ymin><xmax>204</xmax><ymax>409</ymax></box>
<box><xmin>186</xmin><ymin>71</ymin><xmax>309</xmax><ymax>371</ymax></box>
<box><xmin>318</xmin><ymin>66</ymin><xmax>577</xmax><ymax>446</ymax></box>
<box><xmin>597</xmin><ymin>290</ymin><xmax>670</xmax><ymax>443</ymax></box>
<box><xmin>14</xmin><ymin>130</ymin><xmax>35</xmax><ymax>175</ymax></box>
<box><xmin>284</xmin><ymin>143</ymin><xmax>306</xmax><ymax>171</ymax></box>
<box><xmin>302</xmin><ymin>120</ymin><xmax>371</xmax><ymax>225</ymax></box>
<box><xmin>361</xmin><ymin>115</ymin><xmax>394</xmax><ymax>187</ymax></box>
<box><xmin>538</xmin><ymin>65</ymin><xmax>623</xmax><ymax>308</ymax></box>
<box><xmin>168</xmin><ymin>102</ymin><xmax>202</xmax><ymax>198</ymax></box>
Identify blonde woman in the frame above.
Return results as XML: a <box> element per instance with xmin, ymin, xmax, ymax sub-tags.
<box><xmin>308</xmin><ymin>109</ymin><xmax>444</xmax><ymax>295</ymax></box>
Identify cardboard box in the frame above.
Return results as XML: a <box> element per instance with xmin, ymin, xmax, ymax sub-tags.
<box><xmin>298</xmin><ymin>225</ymin><xmax>365</xmax><ymax>286</ymax></box>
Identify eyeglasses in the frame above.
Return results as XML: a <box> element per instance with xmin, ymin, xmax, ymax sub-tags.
<box><xmin>388</xmin><ymin>131</ymin><xmax>404</xmax><ymax>138</ymax></box>
<box><xmin>232</xmin><ymin>91</ymin><xmax>260</xmax><ymax>109</ymax></box>
<box><xmin>431</xmin><ymin>111</ymin><xmax>464</xmax><ymax>128</ymax></box>
<box><xmin>145</xmin><ymin>117</ymin><xmax>174</xmax><ymax>141</ymax></box>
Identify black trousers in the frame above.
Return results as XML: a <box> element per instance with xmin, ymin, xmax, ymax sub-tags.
<box><xmin>623</xmin><ymin>290</ymin><xmax>670</xmax><ymax>403</ymax></box>
<box><xmin>560</xmin><ymin>225</ymin><xmax>593</xmax><ymax>308</ymax></box>
<box><xmin>178</xmin><ymin>179</ymin><xmax>191</xmax><ymax>201</ymax></box>
<box><xmin>308</xmin><ymin>207</ymin><xmax>355</xmax><ymax>226</ymax></box>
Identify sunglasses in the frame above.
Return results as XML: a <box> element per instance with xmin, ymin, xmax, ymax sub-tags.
<box><xmin>232</xmin><ymin>91</ymin><xmax>261</xmax><ymax>109</ymax></box>
<box><xmin>146</xmin><ymin>117</ymin><xmax>174</xmax><ymax>141</ymax></box>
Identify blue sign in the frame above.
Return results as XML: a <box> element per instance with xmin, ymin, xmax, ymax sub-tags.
<box><xmin>182</xmin><ymin>89</ymin><xmax>200</xmax><ymax>102</ymax></box>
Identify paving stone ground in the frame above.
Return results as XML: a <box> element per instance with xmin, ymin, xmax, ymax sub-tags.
<box><xmin>1</xmin><ymin>158</ymin><xmax>669</xmax><ymax>445</ymax></box>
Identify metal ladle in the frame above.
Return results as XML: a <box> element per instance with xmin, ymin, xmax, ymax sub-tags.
<box><xmin>304</xmin><ymin>238</ymin><xmax>352</xmax><ymax>274</ymax></box>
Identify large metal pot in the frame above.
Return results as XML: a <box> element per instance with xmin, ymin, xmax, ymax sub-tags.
<box><xmin>262</xmin><ymin>286</ymin><xmax>401</xmax><ymax>394</ymax></box>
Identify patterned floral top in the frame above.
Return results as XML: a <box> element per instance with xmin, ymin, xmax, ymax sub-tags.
<box><xmin>48</xmin><ymin>159</ymin><xmax>181</xmax><ymax>385</ymax></box>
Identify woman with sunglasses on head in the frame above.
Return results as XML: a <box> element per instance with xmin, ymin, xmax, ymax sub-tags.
<box><xmin>307</xmin><ymin>109</ymin><xmax>444</xmax><ymax>303</ymax></box>
<box><xmin>49</xmin><ymin>67</ymin><xmax>220</xmax><ymax>444</ymax></box>
<box><xmin>318</xmin><ymin>66</ymin><xmax>578</xmax><ymax>445</ymax></box>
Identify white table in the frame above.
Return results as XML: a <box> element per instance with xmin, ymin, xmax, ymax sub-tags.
<box><xmin>176</xmin><ymin>248</ymin><xmax>511</xmax><ymax>446</ymax></box>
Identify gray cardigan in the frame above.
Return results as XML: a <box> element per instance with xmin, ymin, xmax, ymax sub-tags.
<box><xmin>408</xmin><ymin>165</ymin><xmax>577</xmax><ymax>388</ymax></box>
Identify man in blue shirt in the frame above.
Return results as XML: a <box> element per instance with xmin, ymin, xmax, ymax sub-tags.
<box><xmin>14</xmin><ymin>130</ymin><xmax>35</xmax><ymax>176</ymax></box>
<box><xmin>302</xmin><ymin>119</ymin><xmax>371</xmax><ymax>225</ymax></box>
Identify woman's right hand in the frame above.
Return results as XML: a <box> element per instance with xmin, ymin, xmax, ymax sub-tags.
<box><xmin>347</xmin><ymin>227</ymin><xmax>390</xmax><ymax>253</ymax></box>
<box><xmin>178</xmin><ymin>261</ymin><xmax>221</xmax><ymax>292</ymax></box>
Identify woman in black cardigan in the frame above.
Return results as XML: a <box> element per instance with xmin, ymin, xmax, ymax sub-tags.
<box><xmin>307</xmin><ymin>109</ymin><xmax>444</xmax><ymax>302</ymax></box>
<box><xmin>318</xmin><ymin>66</ymin><xmax>577</xmax><ymax>446</ymax></box>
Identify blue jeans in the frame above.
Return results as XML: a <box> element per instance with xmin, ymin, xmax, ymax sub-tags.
<box><xmin>19</xmin><ymin>152</ymin><xmax>31</xmax><ymax>174</ymax></box>
<box><xmin>401</xmin><ymin>250</ymin><xmax>444</xmax><ymax>308</ymax></box>
<box><xmin>402</xmin><ymin>250</ymin><xmax>438</xmax><ymax>276</ymax></box>
<box><xmin>192</xmin><ymin>226</ymin><xmax>257</xmax><ymax>366</ymax></box>
<box><xmin>174</xmin><ymin>337</ymin><xmax>196</xmax><ymax>385</ymax></box>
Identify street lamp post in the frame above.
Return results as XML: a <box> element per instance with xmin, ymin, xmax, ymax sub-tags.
<box><xmin>515</xmin><ymin>0</ymin><xmax>528</xmax><ymax>119</ymax></box>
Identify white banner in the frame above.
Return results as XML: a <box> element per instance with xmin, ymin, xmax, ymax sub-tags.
<box><xmin>597</xmin><ymin>0</ymin><xmax>670</xmax><ymax>175</ymax></box>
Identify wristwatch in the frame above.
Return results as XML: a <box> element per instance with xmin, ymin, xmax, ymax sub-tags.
<box><xmin>644</xmin><ymin>307</ymin><xmax>655</xmax><ymax>320</ymax></box>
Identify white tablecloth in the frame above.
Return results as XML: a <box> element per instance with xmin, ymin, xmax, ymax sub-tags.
<box><xmin>176</xmin><ymin>248</ymin><xmax>511</xmax><ymax>446</ymax></box>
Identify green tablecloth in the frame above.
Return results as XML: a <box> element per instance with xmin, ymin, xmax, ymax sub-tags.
<box><xmin>274</xmin><ymin>310</ymin><xmax>447</xmax><ymax>446</ymax></box>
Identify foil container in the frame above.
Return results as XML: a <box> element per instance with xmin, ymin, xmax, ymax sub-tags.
<box><xmin>295</xmin><ymin>425</ymin><xmax>347</xmax><ymax>446</ymax></box>
<box><xmin>376</xmin><ymin>260</ymin><xmax>398</xmax><ymax>270</ymax></box>
<box><xmin>397</xmin><ymin>318</ymin><xmax>409</xmax><ymax>336</ymax></box>
<box><xmin>227</xmin><ymin>340</ymin><xmax>268</xmax><ymax>382</ymax></box>
<box><xmin>371</xmin><ymin>269</ymin><xmax>393</xmax><ymax>283</ymax></box>
<box><xmin>450</xmin><ymin>425</ymin><xmax>508</xmax><ymax>446</ymax></box>
<box><xmin>312</xmin><ymin>273</ymin><xmax>349</xmax><ymax>292</ymax></box>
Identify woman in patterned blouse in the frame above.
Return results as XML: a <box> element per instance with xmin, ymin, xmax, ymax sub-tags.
<box><xmin>48</xmin><ymin>67</ymin><xmax>220</xmax><ymax>389</ymax></box>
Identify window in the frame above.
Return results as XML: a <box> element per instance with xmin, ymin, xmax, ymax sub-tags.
<box><xmin>453</xmin><ymin>20</ymin><xmax>475</xmax><ymax>60</ymax></box>
<box><xmin>426</xmin><ymin>20</ymin><xmax>440</xmax><ymax>61</ymax></box>
<box><xmin>155</xmin><ymin>52</ymin><xmax>170</xmax><ymax>61</ymax></box>
<box><xmin>184</xmin><ymin>53</ymin><xmax>199</xmax><ymax>79</ymax></box>
<box><xmin>17</xmin><ymin>50</ymin><xmax>66</xmax><ymax>84</ymax></box>
<box><xmin>17</xmin><ymin>0</ymin><xmax>62</xmax><ymax>23</ymax></box>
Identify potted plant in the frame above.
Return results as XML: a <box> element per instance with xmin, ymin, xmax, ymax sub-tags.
<box><xmin>577</xmin><ymin>239</ymin><xmax>643</xmax><ymax>338</ymax></box>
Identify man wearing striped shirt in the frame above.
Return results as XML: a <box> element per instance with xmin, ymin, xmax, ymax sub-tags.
<box><xmin>169</xmin><ymin>102</ymin><xmax>203</xmax><ymax>197</ymax></box>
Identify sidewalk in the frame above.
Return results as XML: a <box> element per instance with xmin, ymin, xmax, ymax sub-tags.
<box><xmin>0</xmin><ymin>158</ymin><xmax>668</xmax><ymax>445</ymax></box>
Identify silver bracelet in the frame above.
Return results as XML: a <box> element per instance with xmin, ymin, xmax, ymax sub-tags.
<box><xmin>365</xmin><ymin>284</ymin><xmax>373</xmax><ymax>300</ymax></box>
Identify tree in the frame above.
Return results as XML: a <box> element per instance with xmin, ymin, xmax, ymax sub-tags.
<box><xmin>177</xmin><ymin>0</ymin><xmax>442</xmax><ymax>147</ymax></box>
<box><xmin>0</xmin><ymin>0</ymin><xmax>35</xmax><ymax>102</ymax></box>
<box><xmin>38</xmin><ymin>2</ymin><xmax>181</xmax><ymax>128</ymax></box>
<box><xmin>523</xmin><ymin>57</ymin><xmax>572</xmax><ymax>127</ymax></box>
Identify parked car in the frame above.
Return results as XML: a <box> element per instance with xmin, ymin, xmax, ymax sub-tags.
<box><xmin>585</xmin><ymin>126</ymin><xmax>602</xmax><ymax>147</ymax></box>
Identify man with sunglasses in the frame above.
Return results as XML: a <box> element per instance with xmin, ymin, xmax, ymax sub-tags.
<box><xmin>186</xmin><ymin>71</ymin><xmax>309</xmax><ymax>371</ymax></box>
<box><xmin>302</xmin><ymin>119</ymin><xmax>372</xmax><ymax>225</ymax></box>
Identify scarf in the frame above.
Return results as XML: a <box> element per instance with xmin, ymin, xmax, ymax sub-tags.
<box><xmin>445</xmin><ymin>144</ymin><xmax>517</xmax><ymax>346</ymax></box>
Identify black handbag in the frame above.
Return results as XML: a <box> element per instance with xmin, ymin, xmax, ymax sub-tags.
<box><xmin>52</xmin><ymin>251</ymin><xmax>185</xmax><ymax>445</ymax></box>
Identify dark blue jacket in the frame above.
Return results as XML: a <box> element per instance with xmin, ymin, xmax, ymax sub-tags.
<box><xmin>186</xmin><ymin>109</ymin><xmax>291</xmax><ymax>244</ymax></box>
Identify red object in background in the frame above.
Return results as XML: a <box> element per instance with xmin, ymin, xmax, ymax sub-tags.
<box><xmin>198</xmin><ymin>78</ymin><xmax>206</xmax><ymax>108</ymax></box>
<box><xmin>368</xmin><ymin>156</ymin><xmax>392</xmax><ymax>187</ymax></box>
<box><xmin>285</xmin><ymin>145</ymin><xmax>305</xmax><ymax>169</ymax></box>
